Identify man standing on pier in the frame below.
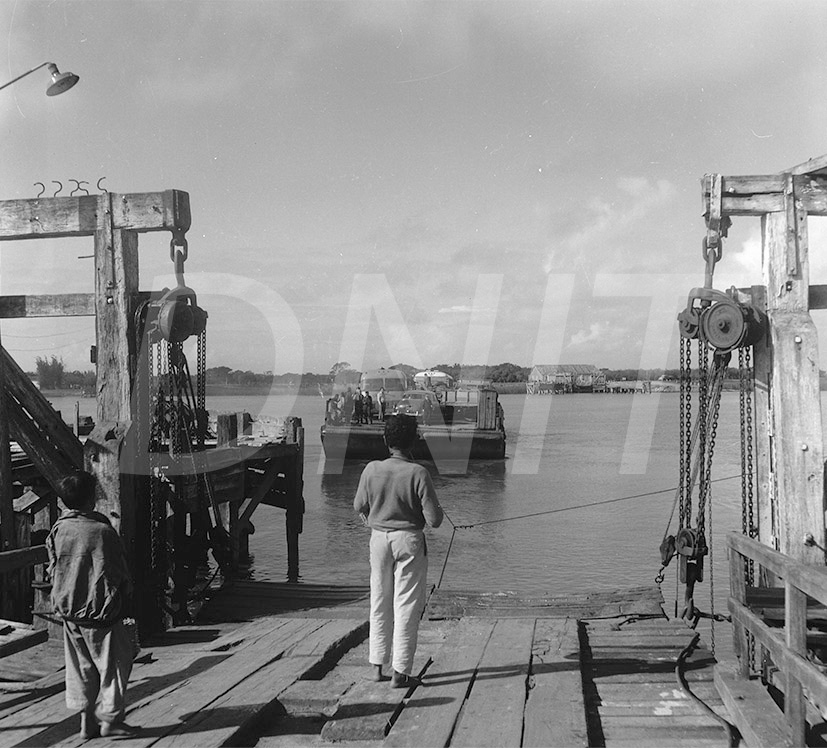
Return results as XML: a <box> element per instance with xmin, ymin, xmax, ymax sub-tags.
<box><xmin>353</xmin><ymin>414</ymin><xmax>443</xmax><ymax>688</ymax></box>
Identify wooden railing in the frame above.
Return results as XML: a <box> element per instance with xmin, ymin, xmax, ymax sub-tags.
<box><xmin>727</xmin><ymin>532</ymin><xmax>827</xmax><ymax>746</ymax></box>
<box><xmin>0</xmin><ymin>545</ymin><xmax>47</xmax><ymax>574</ymax></box>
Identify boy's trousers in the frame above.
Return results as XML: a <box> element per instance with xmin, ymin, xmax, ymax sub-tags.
<box><xmin>64</xmin><ymin>619</ymin><xmax>133</xmax><ymax>722</ymax></box>
<box><xmin>368</xmin><ymin>529</ymin><xmax>428</xmax><ymax>675</ymax></box>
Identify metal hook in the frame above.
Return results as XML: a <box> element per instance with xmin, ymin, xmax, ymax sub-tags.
<box><xmin>52</xmin><ymin>181</ymin><xmax>63</xmax><ymax>197</ymax></box>
<box><xmin>97</xmin><ymin>177</ymin><xmax>108</xmax><ymax>194</ymax></box>
<box><xmin>69</xmin><ymin>179</ymin><xmax>90</xmax><ymax>196</ymax></box>
<box><xmin>33</xmin><ymin>182</ymin><xmax>45</xmax><ymax>198</ymax></box>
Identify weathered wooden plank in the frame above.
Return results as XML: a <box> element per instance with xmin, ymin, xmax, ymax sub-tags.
<box><xmin>0</xmin><ymin>620</ymin><xmax>48</xmax><ymax>658</ymax></box>
<box><xmin>385</xmin><ymin>619</ymin><xmax>495</xmax><ymax>747</ymax></box>
<box><xmin>587</xmin><ymin>669</ymin><xmax>714</xmax><ymax>684</ymax></box>
<box><xmin>599</xmin><ymin>723</ymin><xmax>728</xmax><ymax>741</ymax></box>
<box><xmin>154</xmin><ymin>619</ymin><xmax>367</xmax><ymax>747</ymax></box>
<box><xmin>603</xmin><ymin>740</ymin><xmax>725</xmax><ymax>748</ymax></box>
<box><xmin>0</xmin><ymin>293</ymin><xmax>95</xmax><ymax>318</ymax></box>
<box><xmin>80</xmin><ymin>619</ymin><xmax>322</xmax><ymax>748</ymax></box>
<box><xmin>522</xmin><ymin>617</ymin><xmax>587</xmax><ymax>748</ymax></box>
<box><xmin>713</xmin><ymin>662</ymin><xmax>787</xmax><ymax>748</ymax></box>
<box><xmin>589</xmin><ymin>683</ymin><xmax>722</xmax><ymax>705</ymax></box>
<box><xmin>788</xmin><ymin>153</ymin><xmax>827</xmax><ymax>176</ymax></box>
<box><xmin>730</xmin><ymin>534</ymin><xmax>827</xmax><ymax>601</ymax></box>
<box><xmin>450</xmin><ymin>618</ymin><xmax>534</xmax><ymax>747</ymax></box>
<box><xmin>0</xmin><ymin>191</ymin><xmax>190</xmax><ymax>240</ymax></box>
<box><xmin>729</xmin><ymin>599</ymin><xmax>827</xmax><ymax>710</ymax></box>
<box><xmin>8</xmin><ymin>651</ymin><xmax>230</xmax><ymax>747</ymax></box>
<box><xmin>600</xmin><ymin>713</ymin><xmax>725</xmax><ymax>727</ymax></box>
<box><xmin>2</xmin><ymin>345</ymin><xmax>83</xmax><ymax>468</ymax></box>
<box><xmin>0</xmin><ymin>545</ymin><xmax>47</xmax><ymax>573</ymax></box>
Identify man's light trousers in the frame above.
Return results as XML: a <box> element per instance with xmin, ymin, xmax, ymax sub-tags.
<box><xmin>368</xmin><ymin>528</ymin><xmax>427</xmax><ymax>676</ymax></box>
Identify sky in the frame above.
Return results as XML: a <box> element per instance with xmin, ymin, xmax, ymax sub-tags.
<box><xmin>2</xmin><ymin>0</ymin><xmax>827</xmax><ymax>376</ymax></box>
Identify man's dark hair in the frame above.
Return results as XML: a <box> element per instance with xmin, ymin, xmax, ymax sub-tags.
<box><xmin>57</xmin><ymin>471</ymin><xmax>97</xmax><ymax>510</ymax></box>
<box><xmin>384</xmin><ymin>414</ymin><xmax>418</xmax><ymax>450</ymax></box>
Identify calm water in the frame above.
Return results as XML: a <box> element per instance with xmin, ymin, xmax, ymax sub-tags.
<box><xmin>51</xmin><ymin>390</ymin><xmax>757</xmax><ymax>617</ymax></box>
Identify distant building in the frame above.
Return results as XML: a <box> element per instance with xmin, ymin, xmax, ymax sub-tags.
<box><xmin>526</xmin><ymin>364</ymin><xmax>606</xmax><ymax>394</ymax></box>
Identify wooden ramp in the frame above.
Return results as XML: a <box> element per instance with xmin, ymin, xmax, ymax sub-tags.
<box><xmin>258</xmin><ymin>614</ymin><xmax>730</xmax><ymax>747</ymax></box>
<box><xmin>582</xmin><ymin>618</ymin><xmax>731</xmax><ymax>747</ymax></box>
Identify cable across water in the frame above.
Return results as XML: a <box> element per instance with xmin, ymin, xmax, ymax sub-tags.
<box><xmin>435</xmin><ymin>473</ymin><xmax>743</xmax><ymax>588</ymax></box>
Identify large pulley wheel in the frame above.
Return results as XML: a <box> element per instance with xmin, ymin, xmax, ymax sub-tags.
<box><xmin>699</xmin><ymin>299</ymin><xmax>747</xmax><ymax>352</ymax></box>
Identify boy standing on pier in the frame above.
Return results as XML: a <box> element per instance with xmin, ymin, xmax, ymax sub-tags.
<box><xmin>47</xmin><ymin>470</ymin><xmax>137</xmax><ymax>739</ymax></box>
<box><xmin>353</xmin><ymin>414</ymin><xmax>443</xmax><ymax>688</ymax></box>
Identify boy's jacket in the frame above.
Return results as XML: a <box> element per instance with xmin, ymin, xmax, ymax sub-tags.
<box><xmin>47</xmin><ymin>510</ymin><xmax>131</xmax><ymax>626</ymax></box>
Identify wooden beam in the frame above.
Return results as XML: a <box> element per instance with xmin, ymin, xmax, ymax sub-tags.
<box><xmin>7</xmin><ymin>395</ymin><xmax>77</xmax><ymax>492</ymax></box>
<box><xmin>787</xmin><ymin>153</ymin><xmax>827</xmax><ymax>176</ymax></box>
<box><xmin>701</xmin><ymin>174</ymin><xmax>827</xmax><ymax>216</ymax></box>
<box><xmin>0</xmin><ymin>190</ymin><xmax>190</xmax><ymax>241</ymax></box>
<box><xmin>761</xmin><ymin>208</ymin><xmax>825</xmax><ymax>563</ymax></box>
<box><xmin>0</xmin><ymin>293</ymin><xmax>95</xmax><ymax>318</ymax></box>
<box><xmin>714</xmin><ymin>662</ymin><xmax>788</xmax><ymax>748</ymax></box>
<box><xmin>0</xmin><ymin>545</ymin><xmax>47</xmax><ymax>574</ymax></box>
<box><xmin>0</xmin><ymin>325</ymin><xmax>15</xmax><ymax>623</ymax></box>
<box><xmin>95</xmin><ymin>228</ymin><xmax>139</xmax><ymax>423</ymax></box>
<box><xmin>1</xmin><ymin>346</ymin><xmax>83</xmax><ymax>468</ymax></box>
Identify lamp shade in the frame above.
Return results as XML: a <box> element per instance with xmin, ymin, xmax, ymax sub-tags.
<box><xmin>46</xmin><ymin>63</ymin><xmax>79</xmax><ymax>96</ymax></box>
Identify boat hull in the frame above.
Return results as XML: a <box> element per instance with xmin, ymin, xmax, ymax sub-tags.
<box><xmin>320</xmin><ymin>422</ymin><xmax>506</xmax><ymax>461</ymax></box>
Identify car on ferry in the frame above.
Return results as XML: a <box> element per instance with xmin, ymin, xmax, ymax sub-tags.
<box><xmin>394</xmin><ymin>390</ymin><xmax>439</xmax><ymax>424</ymax></box>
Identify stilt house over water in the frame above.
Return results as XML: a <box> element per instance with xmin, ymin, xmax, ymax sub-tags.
<box><xmin>526</xmin><ymin>363</ymin><xmax>606</xmax><ymax>394</ymax></box>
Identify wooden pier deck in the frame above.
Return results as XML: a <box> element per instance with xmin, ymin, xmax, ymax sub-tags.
<box><xmin>0</xmin><ymin>582</ymin><xmax>740</xmax><ymax>747</ymax></box>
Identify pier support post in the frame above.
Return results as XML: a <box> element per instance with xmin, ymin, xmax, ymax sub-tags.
<box><xmin>757</xmin><ymin>208</ymin><xmax>825</xmax><ymax>563</ymax></box>
<box><xmin>0</xmin><ymin>327</ymin><xmax>15</xmax><ymax>618</ymax></box>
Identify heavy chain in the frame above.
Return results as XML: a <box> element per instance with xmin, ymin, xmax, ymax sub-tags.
<box><xmin>680</xmin><ymin>337</ymin><xmax>692</xmax><ymax>529</ymax></box>
<box><xmin>739</xmin><ymin>345</ymin><xmax>757</xmax><ymax>671</ymax></box>
<box><xmin>696</xmin><ymin>338</ymin><xmax>709</xmax><ymax>536</ymax></box>
<box><xmin>148</xmin><ymin>338</ymin><xmax>168</xmax><ymax>612</ymax></box>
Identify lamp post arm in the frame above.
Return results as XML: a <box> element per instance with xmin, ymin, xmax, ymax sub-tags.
<box><xmin>0</xmin><ymin>61</ymin><xmax>52</xmax><ymax>94</ymax></box>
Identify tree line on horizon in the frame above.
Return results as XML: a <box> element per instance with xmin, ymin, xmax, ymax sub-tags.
<box><xmin>29</xmin><ymin>356</ymin><xmax>827</xmax><ymax>392</ymax></box>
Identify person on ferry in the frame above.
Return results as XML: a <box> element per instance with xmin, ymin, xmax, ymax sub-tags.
<box><xmin>353</xmin><ymin>388</ymin><xmax>363</xmax><ymax>425</ymax></box>
<box><xmin>377</xmin><ymin>387</ymin><xmax>386</xmax><ymax>420</ymax></box>
<box><xmin>363</xmin><ymin>390</ymin><xmax>373</xmax><ymax>424</ymax></box>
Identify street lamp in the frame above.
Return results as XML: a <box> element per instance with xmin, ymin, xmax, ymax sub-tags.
<box><xmin>0</xmin><ymin>61</ymin><xmax>79</xmax><ymax>96</ymax></box>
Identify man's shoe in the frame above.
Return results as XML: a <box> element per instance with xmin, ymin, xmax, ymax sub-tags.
<box><xmin>100</xmin><ymin>721</ymin><xmax>139</xmax><ymax>739</ymax></box>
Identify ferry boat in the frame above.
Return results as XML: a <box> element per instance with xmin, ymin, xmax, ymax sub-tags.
<box><xmin>320</xmin><ymin>371</ymin><xmax>506</xmax><ymax>461</ymax></box>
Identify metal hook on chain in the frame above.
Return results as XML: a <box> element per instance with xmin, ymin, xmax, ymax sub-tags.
<box><xmin>69</xmin><ymin>179</ymin><xmax>90</xmax><ymax>196</ymax></box>
<box><xmin>701</xmin><ymin>236</ymin><xmax>723</xmax><ymax>291</ymax></box>
<box><xmin>170</xmin><ymin>229</ymin><xmax>189</xmax><ymax>289</ymax></box>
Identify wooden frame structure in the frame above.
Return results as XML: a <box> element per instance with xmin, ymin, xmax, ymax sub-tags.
<box><xmin>707</xmin><ymin>155</ymin><xmax>827</xmax><ymax>745</ymax></box>
<box><xmin>0</xmin><ymin>190</ymin><xmax>304</xmax><ymax>632</ymax></box>
<box><xmin>703</xmin><ymin>156</ymin><xmax>827</xmax><ymax>562</ymax></box>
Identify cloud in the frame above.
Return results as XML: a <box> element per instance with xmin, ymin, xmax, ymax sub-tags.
<box><xmin>569</xmin><ymin>322</ymin><xmax>607</xmax><ymax>347</ymax></box>
<box><xmin>544</xmin><ymin>177</ymin><xmax>677</xmax><ymax>275</ymax></box>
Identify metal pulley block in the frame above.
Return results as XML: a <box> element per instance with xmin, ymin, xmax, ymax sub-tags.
<box><xmin>139</xmin><ymin>286</ymin><xmax>208</xmax><ymax>344</ymax></box>
<box><xmin>156</xmin><ymin>292</ymin><xmax>208</xmax><ymax>343</ymax></box>
<box><xmin>677</xmin><ymin>287</ymin><xmax>765</xmax><ymax>352</ymax></box>
<box><xmin>676</xmin><ymin>527</ymin><xmax>707</xmax><ymax>583</ymax></box>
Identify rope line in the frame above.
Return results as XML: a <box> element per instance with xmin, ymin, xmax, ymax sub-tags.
<box><xmin>447</xmin><ymin>473</ymin><xmax>744</xmax><ymax>530</ymax></box>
